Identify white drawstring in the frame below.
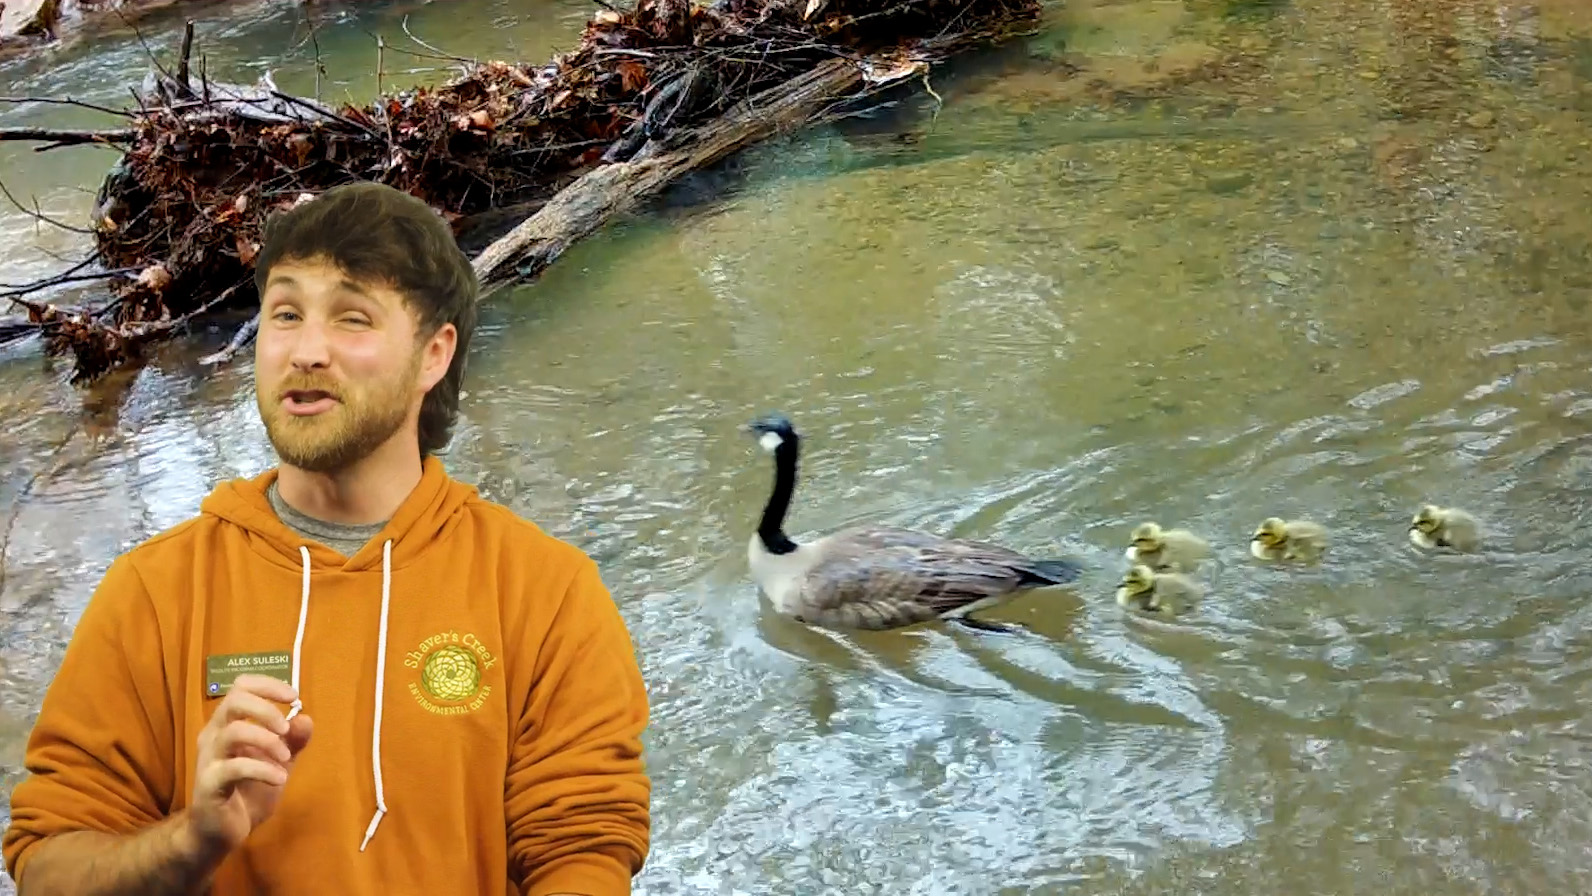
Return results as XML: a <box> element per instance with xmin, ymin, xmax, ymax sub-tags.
<box><xmin>359</xmin><ymin>538</ymin><xmax>394</xmax><ymax>852</ymax></box>
<box><xmin>282</xmin><ymin>540</ymin><xmax>395</xmax><ymax>853</ymax></box>
<box><xmin>284</xmin><ymin>546</ymin><xmax>312</xmax><ymax>723</ymax></box>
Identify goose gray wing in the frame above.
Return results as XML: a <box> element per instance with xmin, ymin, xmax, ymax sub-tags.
<box><xmin>792</xmin><ymin>529</ymin><xmax>1052</xmax><ymax>630</ymax></box>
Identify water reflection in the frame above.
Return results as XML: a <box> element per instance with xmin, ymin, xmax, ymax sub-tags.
<box><xmin>5</xmin><ymin>0</ymin><xmax>1592</xmax><ymax>892</ymax></box>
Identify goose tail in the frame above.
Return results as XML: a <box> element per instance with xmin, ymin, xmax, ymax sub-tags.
<box><xmin>1021</xmin><ymin>557</ymin><xmax>1083</xmax><ymax>585</ymax></box>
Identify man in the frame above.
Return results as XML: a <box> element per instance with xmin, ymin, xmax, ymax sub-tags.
<box><xmin>1</xmin><ymin>181</ymin><xmax>652</xmax><ymax>895</ymax></box>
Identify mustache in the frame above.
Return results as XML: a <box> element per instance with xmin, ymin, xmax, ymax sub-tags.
<box><xmin>276</xmin><ymin>375</ymin><xmax>343</xmax><ymax>401</ymax></box>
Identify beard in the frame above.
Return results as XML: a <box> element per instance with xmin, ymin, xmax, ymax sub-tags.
<box><xmin>257</xmin><ymin>355</ymin><xmax>420</xmax><ymax>474</ymax></box>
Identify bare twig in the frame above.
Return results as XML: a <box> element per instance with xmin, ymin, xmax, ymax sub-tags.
<box><xmin>380</xmin><ymin>43</ymin><xmax>477</xmax><ymax>68</ymax></box>
<box><xmin>2</xmin><ymin>294</ymin><xmax>49</xmax><ymax>318</ymax></box>
<box><xmin>34</xmin><ymin>245</ymin><xmax>91</xmax><ymax>264</ymax></box>
<box><xmin>0</xmin><ymin>96</ymin><xmax>133</xmax><ymax>118</ymax></box>
<box><xmin>375</xmin><ymin>34</ymin><xmax>397</xmax><ymax>156</ymax></box>
<box><xmin>920</xmin><ymin>70</ymin><xmax>943</xmax><ymax>124</ymax></box>
<box><xmin>0</xmin><ymin>178</ymin><xmax>94</xmax><ymax>235</ymax></box>
<box><xmin>0</xmin><ymin>263</ymin><xmax>136</xmax><ymax>296</ymax></box>
<box><xmin>593</xmin><ymin>48</ymin><xmax>664</xmax><ymax>59</ymax></box>
<box><xmin>176</xmin><ymin>20</ymin><xmax>195</xmax><ymax>93</ymax></box>
<box><xmin>308</xmin><ymin>10</ymin><xmax>324</xmax><ymax>100</ymax></box>
<box><xmin>0</xmin><ymin>126</ymin><xmax>137</xmax><ymax>146</ymax></box>
<box><xmin>401</xmin><ymin>15</ymin><xmax>475</xmax><ymax>64</ymax></box>
<box><xmin>287</xmin><ymin>4</ymin><xmax>328</xmax><ymax>100</ymax></box>
<box><xmin>35</xmin><ymin>139</ymin><xmax>128</xmax><ymax>153</ymax></box>
<box><xmin>123</xmin><ymin>282</ymin><xmax>245</xmax><ymax>338</ymax></box>
<box><xmin>0</xmin><ymin>319</ymin><xmax>41</xmax><ymax>347</ymax></box>
<box><xmin>262</xmin><ymin>90</ymin><xmax>365</xmax><ymax>131</ymax></box>
<box><xmin>114</xmin><ymin>7</ymin><xmax>178</xmax><ymax>89</ymax></box>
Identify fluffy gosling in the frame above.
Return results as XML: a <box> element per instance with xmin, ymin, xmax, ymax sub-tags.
<box><xmin>1408</xmin><ymin>504</ymin><xmax>1482</xmax><ymax>553</ymax></box>
<box><xmin>1115</xmin><ymin>564</ymin><xmax>1203</xmax><ymax>617</ymax></box>
<box><xmin>1125</xmin><ymin>522</ymin><xmax>1209</xmax><ymax>573</ymax></box>
<box><xmin>1250</xmin><ymin>516</ymin><xmax>1329</xmax><ymax>563</ymax></box>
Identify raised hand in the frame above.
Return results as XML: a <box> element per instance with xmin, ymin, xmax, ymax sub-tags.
<box><xmin>186</xmin><ymin>673</ymin><xmax>314</xmax><ymax>852</ymax></box>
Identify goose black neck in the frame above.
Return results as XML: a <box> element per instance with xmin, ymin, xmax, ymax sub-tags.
<box><xmin>757</xmin><ymin>436</ymin><xmax>800</xmax><ymax>555</ymax></box>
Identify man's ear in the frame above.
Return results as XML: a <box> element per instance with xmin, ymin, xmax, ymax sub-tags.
<box><xmin>419</xmin><ymin>322</ymin><xmax>457</xmax><ymax>391</ymax></box>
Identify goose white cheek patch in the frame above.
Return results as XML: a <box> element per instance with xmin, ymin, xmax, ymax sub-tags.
<box><xmin>759</xmin><ymin>432</ymin><xmax>784</xmax><ymax>452</ymax></box>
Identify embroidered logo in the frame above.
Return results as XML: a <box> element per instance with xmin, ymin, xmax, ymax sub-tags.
<box><xmin>403</xmin><ymin>630</ymin><xmax>496</xmax><ymax>716</ymax></box>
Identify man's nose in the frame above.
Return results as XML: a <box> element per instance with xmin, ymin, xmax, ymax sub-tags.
<box><xmin>288</xmin><ymin>323</ymin><xmax>332</xmax><ymax>370</ymax></box>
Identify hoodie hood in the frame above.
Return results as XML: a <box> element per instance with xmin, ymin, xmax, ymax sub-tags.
<box><xmin>195</xmin><ymin>454</ymin><xmax>477</xmax><ymax>852</ymax></box>
<box><xmin>200</xmin><ymin>455</ymin><xmax>477</xmax><ymax>573</ymax></box>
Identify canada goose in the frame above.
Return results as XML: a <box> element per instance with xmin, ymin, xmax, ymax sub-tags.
<box><xmin>1115</xmin><ymin>564</ymin><xmax>1202</xmax><ymax>617</ymax></box>
<box><xmin>741</xmin><ymin>413</ymin><xmax>1083</xmax><ymax>633</ymax></box>
<box><xmin>1408</xmin><ymin>504</ymin><xmax>1482</xmax><ymax>552</ymax></box>
<box><xmin>1125</xmin><ymin>522</ymin><xmax>1209</xmax><ymax>573</ymax></box>
<box><xmin>1250</xmin><ymin>516</ymin><xmax>1329</xmax><ymax>562</ymax></box>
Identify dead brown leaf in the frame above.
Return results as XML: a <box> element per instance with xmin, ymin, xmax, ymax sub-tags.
<box><xmin>617</xmin><ymin>61</ymin><xmax>649</xmax><ymax>93</ymax></box>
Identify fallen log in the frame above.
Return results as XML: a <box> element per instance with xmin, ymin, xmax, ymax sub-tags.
<box><xmin>475</xmin><ymin>55</ymin><xmax>869</xmax><ymax>291</ymax></box>
<box><xmin>3</xmin><ymin>0</ymin><xmax>1042</xmax><ymax>382</ymax></box>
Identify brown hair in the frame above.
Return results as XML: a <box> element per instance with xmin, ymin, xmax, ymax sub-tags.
<box><xmin>253</xmin><ymin>181</ymin><xmax>478</xmax><ymax>457</ymax></box>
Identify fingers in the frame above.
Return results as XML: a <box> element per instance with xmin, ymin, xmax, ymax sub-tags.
<box><xmin>215</xmin><ymin>719</ymin><xmax>293</xmax><ymax>765</ymax></box>
<box><xmin>199</xmin><ymin>756</ymin><xmax>289</xmax><ymax>795</ymax></box>
<box><xmin>230</xmin><ymin>742</ymin><xmax>283</xmax><ymax>764</ymax></box>
<box><xmin>210</xmin><ymin>688</ymin><xmax>294</xmax><ymax>737</ymax></box>
<box><xmin>196</xmin><ymin>678</ymin><xmax>311</xmax><ymax>784</ymax></box>
<box><xmin>229</xmin><ymin>673</ymin><xmax>299</xmax><ymax>705</ymax></box>
<box><xmin>197</xmin><ymin>676</ymin><xmax>305</xmax><ymax>762</ymax></box>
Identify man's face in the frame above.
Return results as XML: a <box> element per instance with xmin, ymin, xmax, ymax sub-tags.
<box><xmin>253</xmin><ymin>258</ymin><xmax>454</xmax><ymax>474</ymax></box>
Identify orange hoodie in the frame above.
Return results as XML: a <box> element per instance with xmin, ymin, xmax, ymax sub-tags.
<box><xmin>2</xmin><ymin>456</ymin><xmax>651</xmax><ymax>894</ymax></box>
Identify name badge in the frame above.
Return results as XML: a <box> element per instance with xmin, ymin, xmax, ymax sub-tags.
<box><xmin>204</xmin><ymin>651</ymin><xmax>292</xmax><ymax>698</ymax></box>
